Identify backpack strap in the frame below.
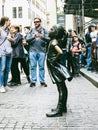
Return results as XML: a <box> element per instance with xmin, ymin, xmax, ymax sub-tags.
<box><xmin>72</xmin><ymin>42</ymin><xmax>79</xmax><ymax>48</ymax></box>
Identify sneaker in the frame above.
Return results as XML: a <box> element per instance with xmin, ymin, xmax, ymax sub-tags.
<box><xmin>5</xmin><ymin>86</ymin><xmax>14</xmax><ymax>91</ymax></box>
<box><xmin>29</xmin><ymin>83</ymin><xmax>35</xmax><ymax>87</ymax></box>
<box><xmin>40</xmin><ymin>82</ymin><xmax>47</xmax><ymax>87</ymax></box>
<box><xmin>0</xmin><ymin>86</ymin><xmax>6</xmax><ymax>93</ymax></box>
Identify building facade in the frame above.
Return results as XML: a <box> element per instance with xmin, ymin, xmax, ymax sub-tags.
<box><xmin>46</xmin><ymin>0</ymin><xmax>57</xmax><ymax>30</ymax></box>
<box><xmin>0</xmin><ymin>0</ymin><xmax>49</xmax><ymax>32</ymax></box>
<box><xmin>1</xmin><ymin>0</ymin><xmax>92</xmax><ymax>35</ymax></box>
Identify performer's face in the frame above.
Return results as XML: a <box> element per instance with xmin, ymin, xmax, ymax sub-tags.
<box><xmin>49</xmin><ymin>27</ymin><xmax>56</xmax><ymax>39</ymax></box>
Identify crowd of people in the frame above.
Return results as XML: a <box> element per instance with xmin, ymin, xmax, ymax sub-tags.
<box><xmin>0</xmin><ymin>16</ymin><xmax>50</xmax><ymax>93</ymax></box>
<box><xmin>0</xmin><ymin>16</ymin><xmax>98</xmax><ymax>117</ymax></box>
<box><xmin>66</xmin><ymin>23</ymin><xmax>98</xmax><ymax>76</ymax></box>
<box><xmin>85</xmin><ymin>23</ymin><xmax>98</xmax><ymax>72</ymax></box>
<box><xmin>1</xmin><ymin>16</ymin><xmax>98</xmax><ymax>93</ymax></box>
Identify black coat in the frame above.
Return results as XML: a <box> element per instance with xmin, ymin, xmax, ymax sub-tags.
<box><xmin>47</xmin><ymin>39</ymin><xmax>72</xmax><ymax>84</ymax></box>
<box><xmin>12</xmin><ymin>32</ymin><xmax>25</xmax><ymax>58</ymax></box>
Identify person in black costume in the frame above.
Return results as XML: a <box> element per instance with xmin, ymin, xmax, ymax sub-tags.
<box><xmin>46</xmin><ymin>25</ymin><xmax>73</xmax><ymax>117</ymax></box>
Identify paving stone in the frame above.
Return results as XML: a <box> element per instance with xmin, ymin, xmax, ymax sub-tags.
<box><xmin>0</xmin><ymin>123</ymin><xmax>7</xmax><ymax>128</ymax></box>
<box><xmin>0</xmin><ymin>68</ymin><xmax>98</xmax><ymax>129</ymax></box>
<box><xmin>4</xmin><ymin>128</ymin><xmax>14</xmax><ymax>130</ymax></box>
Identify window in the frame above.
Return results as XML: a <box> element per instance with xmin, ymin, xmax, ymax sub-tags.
<box><xmin>12</xmin><ymin>7</ymin><xmax>22</xmax><ymax>18</ymax></box>
<box><xmin>12</xmin><ymin>7</ymin><xmax>17</xmax><ymax>18</ymax></box>
<box><xmin>18</xmin><ymin>7</ymin><xmax>22</xmax><ymax>18</ymax></box>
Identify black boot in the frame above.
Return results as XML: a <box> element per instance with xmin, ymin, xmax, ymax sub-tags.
<box><xmin>61</xmin><ymin>82</ymin><xmax>68</xmax><ymax>112</ymax></box>
<box><xmin>46</xmin><ymin>101</ymin><xmax>63</xmax><ymax>117</ymax></box>
<box><xmin>46</xmin><ymin>82</ymin><xmax>67</xmax><ymax>117</ymax></box>
<box><xmin>46</xmin><ymin>108</ymin><xmax>63</xmax><ymax>117</ymax></box>
<box><xmin>52</xmin><ymin>82</ymin><xmax>68</xmax><ymax>112</ymax></box>
<box><xmin>51</xmin><ymin>107</ymin><xmax>67</xmax><ymax>113</ymax></box>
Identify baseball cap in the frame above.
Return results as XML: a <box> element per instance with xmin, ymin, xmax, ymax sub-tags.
<box><xmin>90</xmin><ymin>23</ymin><xmax>96</xmax><ymax>27</ymax></box>
<box><xmin>68</xmin><ymin>28</ymin><xmax>72</xmax><ymax>32</ymax></box>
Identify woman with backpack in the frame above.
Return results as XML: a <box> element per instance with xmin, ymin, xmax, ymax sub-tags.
<box><xmin>70</xmin><ymin>35</ymin><xmax>82</xmax><ymax>77</ymax></box>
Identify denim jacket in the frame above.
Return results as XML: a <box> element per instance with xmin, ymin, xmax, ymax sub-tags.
<box><xmin>26</xmin><ymin>27</ymin><xmax>50</xmax><ymax>53</ymax></box>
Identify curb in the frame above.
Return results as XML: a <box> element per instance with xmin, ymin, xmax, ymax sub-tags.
<box><xmin>80</xmin><ymin>70</ymin><xmax>98</xmax><ymax>88</ymax></box>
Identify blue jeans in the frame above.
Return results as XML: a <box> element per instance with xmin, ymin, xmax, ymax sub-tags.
<box><xmin>86</xmin><ymin>47</ymin><xmax>92</xmax><ymax>69</ymax></box>
<box><xmin>79</xmin><ymin>54</ymin><xmax>86</xmax><ymax>65</ymax></box>
<box><xmin>0</xmin><ymin>55</ymin><xmax>12</xmax><ymax>87</ymax></box>
<box><xmin>29</xmin><ymin>52</ymin><xmax>46</xmax><ymax>83</ymax></box>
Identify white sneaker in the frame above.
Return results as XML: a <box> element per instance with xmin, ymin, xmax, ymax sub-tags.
<box><xmin>5</xmin><ymin>86</ymin><xmax>14</xmax><ymax>91</ymax></box>
<box><xmin>0</xmin><ymin>86</ymin><xmax>6</xmax><ymax>93</ymax></box>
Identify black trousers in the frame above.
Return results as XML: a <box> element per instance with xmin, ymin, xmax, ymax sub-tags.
<box><xmin>56</xmin><ymin>81</ymin><xmax>68</xmax><ymax>110</ymax></box>
<box><xmin>67</xmin><ymin>52</ymin><xmax>74</xmax><ymax>75</ymax></box>
<box><xmin>72</xmin><ymin>54</ymin><xmax>80</xmax><ymax>76</ymax></box>
<box><xmin>11</xmin><ymin>58</ymin><xmax>29</xmax><ymax>83</ymax></box>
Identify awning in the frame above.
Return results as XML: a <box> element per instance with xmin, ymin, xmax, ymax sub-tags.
<box><xmin>64</xmin><ymin>0</ymin><xmax>98</xmax><ymax>18</ymax></box>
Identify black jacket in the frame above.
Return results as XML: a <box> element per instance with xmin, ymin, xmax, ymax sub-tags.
<box><xmin>12</xmin><ymin>32</ymin><xmax>25</xmax><ymax>58</ymax></box>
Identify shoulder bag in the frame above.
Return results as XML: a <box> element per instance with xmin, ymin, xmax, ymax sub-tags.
<box><xmin>0</xmin><ymin>37</ymin><xmax>7</xmax><ymax>46</ymax></box>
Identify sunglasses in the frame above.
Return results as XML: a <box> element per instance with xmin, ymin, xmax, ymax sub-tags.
<box><xmin>34</xmin><ymin>21</ymin><xmax>40</xmax><ymax>23</ymax></box>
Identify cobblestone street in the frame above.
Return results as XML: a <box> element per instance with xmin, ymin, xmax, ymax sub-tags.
<box><xmin>0</xmin><ymin>69</ymin><xmax>98</xmax><ymax>130</ymax></box>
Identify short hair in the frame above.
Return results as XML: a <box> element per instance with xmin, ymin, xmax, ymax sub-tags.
<box><xmin>10</xmin><ymin>25</ymin><xmax>20</xmax><ymax>32</ymax></box>
<box><xmin>34</xmin><ymin>17</ymin><xmax>41</xmax><ymax>22</ymax></box>
<box><xmin>73</xmin><ymin>35</ymin><xmax>78</xmax><ymax>38</ymax></box>
<box><xmin>24</xmin><ymin>26</ymin><xmax>30</xmax><ymax>30</ymax></box>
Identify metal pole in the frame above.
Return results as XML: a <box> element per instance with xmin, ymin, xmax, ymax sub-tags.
<box><xmin>2</xmin><ymin>5</ymin><xmax>4</xmax><ymax>16</ymax></box>
<box><xmin>2</xmin><ymin>0</ymin><xmax>5</xmax><ymax>16</ymax></box>
<box><xmin>81</xmin><ymin>0</ymin><xmax>85</xmax><ymax>39</ymax></box>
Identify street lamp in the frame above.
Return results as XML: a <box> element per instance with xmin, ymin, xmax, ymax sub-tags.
<box><xmin>2</xmin><ymin>0</ymin><xmax>5</xmax><ymax>16</ymax></box>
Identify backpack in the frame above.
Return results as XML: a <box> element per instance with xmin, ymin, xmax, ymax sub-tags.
<box><xmin>72</xmin><ymin>42</ymin><xmax>82</xmax><ymax>54</ymax></box>
<box><xmin>72</xmin><ymin>42</ymin><xmax>80</xmax><ymax>49</ymax></box>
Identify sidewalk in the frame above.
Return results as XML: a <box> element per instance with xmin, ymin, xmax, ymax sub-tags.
<box><xmin>0</xmin><ymin>68</ymin><xmax>98</xmax><ymax>129</ymax></box>
<box><xmin>80</xmin><ymin>68</ymin><xmax>98</xmax><ymax>88</ymax></box>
